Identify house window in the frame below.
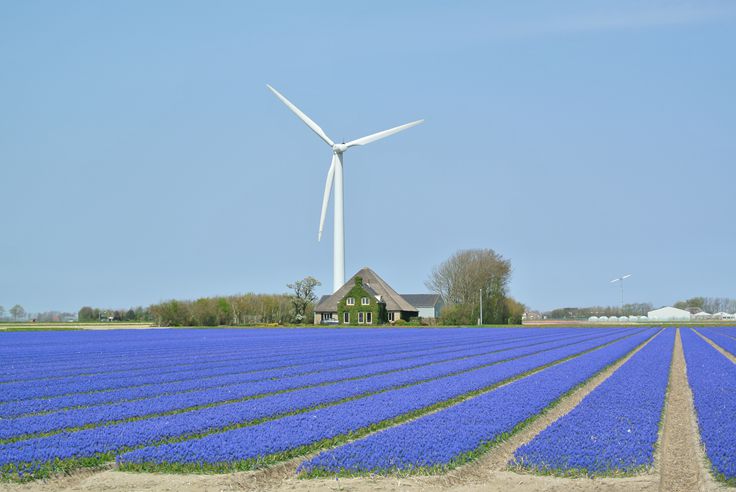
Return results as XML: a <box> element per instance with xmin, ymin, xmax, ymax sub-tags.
<box><xmin>361</xmin><ymin>297</ymin><xmax>369</xmax><ymax>305</ymax></box>
<box><xmin>388</xmin><ymin>312</ymin><xmax>395</xmax><ymax>322</ymax></box>
<box><xmin>358</xmin><ymin>312</ymin><xmax>364</xmax><ymax>324</ymax></box>
<box><xmin>343</xmin><ymin>312</ymin><xmax>350</xmax><ymax>323</ymax></box>
<box><xmin>366</xmin><ymin>312</ymin><xmax>372</xmax><ymax>324</ymax></box>
<box><xmin>346</xmin><ymin>297</ymin><xmax>355</xmax><ymax>306</ymax></box>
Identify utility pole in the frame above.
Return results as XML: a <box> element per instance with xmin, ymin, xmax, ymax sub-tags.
<box><xmin>479</xmin><ymin>288</ymin><xmax>483</xmax><ymax>326</ymax></box>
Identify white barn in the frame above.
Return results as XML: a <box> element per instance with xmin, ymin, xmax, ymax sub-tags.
<box><xmin>647</xmin><ymin>306</ymin><xmax>692</xmax><ymax>322</ymax></box>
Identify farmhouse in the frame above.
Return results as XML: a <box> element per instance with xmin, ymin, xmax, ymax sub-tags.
<box><xmin>314</xmin><ymin>267</ymin><xmax>441</xmax><ymax>324</ymax></box>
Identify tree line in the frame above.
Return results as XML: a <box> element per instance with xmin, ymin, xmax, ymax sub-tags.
<box><xmin>79</xmin><ymin>293</ymin><xmax>302</xmax><ymax>327</ymax></box>
<box><xmin>0</xmin><ymin>304</ymin><xmax>27</xmax><ymax>321</ymax></box>
<box><xmin>545</xmin><ymin>303</ymin><xmax>654</xmax><ymax>320</ymax></box>
<box><xmin>75</xmin><ymin>248</ymin><xmax>524</xmax><ymax>327</ymax></box>
<box><xmin>673</xmin><ymin>297</ymin><xmax>736</xmax><ymax>314</ymax></box>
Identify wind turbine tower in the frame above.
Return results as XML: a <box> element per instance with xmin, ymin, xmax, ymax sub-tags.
<box><xmin>610</xmin><ymin>274</ymin><xmax>632</xmax><ymax>313</ymax></box>
<box><xmin>267</xmin><ymin>85</ymin><xmax>424</xmax><ymax>292</ymax></box>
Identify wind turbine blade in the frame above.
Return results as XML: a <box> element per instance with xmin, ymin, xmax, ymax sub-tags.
<box><xmin>345</xmin><ymin>119</ymin><xmax>424</xmax><ymax>148</ymax></box>
<box><xmin>610</xmin><ymin>278</ymin><xmax>620</xmax><ymax>283</ymax></box>
<box><xmin>318</xmin><ymin>155</ymin><xmax>336</xmax><ymax>241</ymax></box>
<box><xmin>622</xmin><ymin>274</ymin><xmax>632</xmax><ymax>279</ymax></box>
<box><xmin>266</xmin><ymin>85</ymin><xmax>334</xmax><ymax>147</ymax></box>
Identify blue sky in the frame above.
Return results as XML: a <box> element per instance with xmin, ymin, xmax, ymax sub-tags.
<box><xmin>1</xmin><ymin>1</ymin><xmax>735</xmax><ymax>314</ymax></box>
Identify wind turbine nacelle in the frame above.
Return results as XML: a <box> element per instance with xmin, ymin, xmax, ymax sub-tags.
<box><xmin>332</xmin><ymin>143</ymin><xmax>349</xmax><ymax>153</ymax></box>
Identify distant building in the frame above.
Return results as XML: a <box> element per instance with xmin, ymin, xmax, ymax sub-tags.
<box><xmin>401</xmin><ymin>294</ymin><xmax>443</xmax><ymax>319</ymax></box>
<box><xmin>314</xmin><ymin>267</ymin><xmax>439</xmax><ymax>325</ymax></box>
<box><xmin>523</xmin><ymin>311</ymin><xmax>543</xmax><ymax>322</ymax></box>
<box><xmin>647</xmin><ymin>306</ymin><xmax>692</xmax><ymax>322</ymax></box>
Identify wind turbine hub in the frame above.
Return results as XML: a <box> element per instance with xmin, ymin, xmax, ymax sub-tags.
<box><xmin>332</xmin><ymin>143</ymin><xmax>348</xmax><ymax>153</ymax></box>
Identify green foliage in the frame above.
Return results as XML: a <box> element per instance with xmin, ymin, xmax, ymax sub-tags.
<box><xmin>505</xmin><ymin>297</ymin><xmax>525</xmax><ymax>324</ymax></box>
<box><xmin>336</xmin><ymin>277</ymin><xmax>385</xmax><ymax>325</ymax></box>
<box><xmin>439</xmin><ymin>303</ymin><xmax>475</xmax><ymax>325</ymax></box>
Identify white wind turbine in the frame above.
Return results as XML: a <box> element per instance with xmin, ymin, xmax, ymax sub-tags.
<box><xmin>267</xmin><ymin>84</ymin><xmax>423</xmax><ymax>293</ymax></box>
<box><xmin>610</xmin><ymin>274</ymin><xmax>632</xmax><ymax>313</ymax></box>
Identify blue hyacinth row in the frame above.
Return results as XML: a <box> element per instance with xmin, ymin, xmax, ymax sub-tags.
<box><xmin>115</xmin><ymin>330</ymin><xmax>651</xmax><ymax>468</ymax></box>
<box><xmin>1</xmin><ymin>330</ymin><xmax>637</xmax><ymax>474</ymax></box>
<box><xmin>1</xmin><ymin>330</ymin><xmax>531</xmax><ymax>402</ymax></box>
<box><xmin>511</xmin><ymin>329</ymin><xmax>673</xmax><ymax>475</ymax></box>
<box><xmin>297</xmin><ymin>329</ymin><xmax>658</xmax><ymax>475</ymax></box>
<box><xmin>0</xmin><ymin>330</ymin><xmax>614</xmax><ymax>438</ymax></box>
<box><xmin>1</xmin><ymin>328</ymin><xmax>602</xmax><ymax>419</ymax></box>
<box><xmin>681</xmin><ymin>329</ymin><xmax>736</xmax><ymax>482</ymax></box>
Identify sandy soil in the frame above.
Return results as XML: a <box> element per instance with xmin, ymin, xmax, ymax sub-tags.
<box><xmin>1</xmin><ymin>328</ymin><xmax>728</xmax><ymax>492</ymax></box>
<box><xmin>657</xmin><ymin>329</ymin><xmax>720</xmax><ymax>492</ymax></box>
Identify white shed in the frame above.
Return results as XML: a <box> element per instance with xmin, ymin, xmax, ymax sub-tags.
<box><xmin>694</xmin><ymin>311</ymin><xmax>712</xmax><ymax>320</ymax></box>
<box><xmin>599</xmin><ymin>316</ymin><xmax>609</xmax><ymax>322</ymax></box>
<box><xmin>647</xmin><ymin>306</ymin><xmax>692</xmax><ymax>322</ymax></box>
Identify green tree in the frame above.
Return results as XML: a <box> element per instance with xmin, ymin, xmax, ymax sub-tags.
<box><xmin>78</xmin><ymin>306</ymin><xmax>96</xmax><ymax>322</ymax></box>
<box><xmin>288</xmin><ymin>276</ymin><xmax>321</xmax><ymax>323</ymax></box>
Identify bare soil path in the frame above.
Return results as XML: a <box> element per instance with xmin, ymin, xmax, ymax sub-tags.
<box><xmin>657</xmin><ymin>329</ymin><xmax>719</xmax><ymax>492</ymax></box>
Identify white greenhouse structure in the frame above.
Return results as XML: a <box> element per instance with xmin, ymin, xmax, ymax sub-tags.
<box><xmin>647</xmin><ymin>306</ymin><xmax>692</xmax><ymax>322</ymax></box>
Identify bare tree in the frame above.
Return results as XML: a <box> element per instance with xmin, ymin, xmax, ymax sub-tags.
<box><xmin>288</xmin><ymin>276</ymin><xmax>321</xmax><ymax>323</ymax></box>
<box><xmin>426</xmin><ymin>249</ymin><xmax>511</xmax><ymax>324</ymax></box>
<box><xmin>9</xmin><ymin>304</ymin><xmax>25</xmax><ymax>321</ymax></box>
<box><xmin>0</xmin><ymin>305</ymin><xmax>4</xmax><ymax>319</ymax></box>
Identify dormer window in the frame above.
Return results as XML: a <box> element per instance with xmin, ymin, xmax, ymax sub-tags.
<box><xmin>346</xmin><ymin>297</ymin><xmax>355</xmax><ymax>306</ymax></box>
<box><xmin>361</xmin><ymin>297</ymin><xmax>369</xmax><ymax>306</ymax></box>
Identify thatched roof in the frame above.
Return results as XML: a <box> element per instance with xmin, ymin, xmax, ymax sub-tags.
<box><xmin>314</xmin><ymin>267</ymin><xmax>418</xmax><ymax>313</ymax></box>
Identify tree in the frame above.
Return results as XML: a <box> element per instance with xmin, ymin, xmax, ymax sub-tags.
<box><xmin>427</xmin><ymin>249</ymin><xmax>512</xmax><ymax>325</ymax></box>
<box><xmin>505</xmin><ymin>297</ymin><xmax>526</xmax><ymax>325</ymax></box>
<box><xmin>287</xmin><ymin>276</ymin><xmax>321</xmax><ymax>323</ymax></box>
<box><xmin>0</xmin><ymin>305</ymin><xmax>4</xmax><ymax>319</ymax></box>
<box><xmin>9</xmin><ymin>304</ymin><xmax>25</xmax><ymax>321</ymax></box>
<box><xmin>78</xmin><ymin>306</ymin><xmax>96</xmax><ymax>322</ymax></box>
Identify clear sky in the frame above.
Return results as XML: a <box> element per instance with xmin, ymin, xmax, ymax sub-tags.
<box><xmin>1</xmin><ymin>1</ymin><xmax>735</xmax><ymax>314</ymax></box>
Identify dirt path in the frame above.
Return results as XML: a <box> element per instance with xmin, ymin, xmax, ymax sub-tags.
<box><xmin>657</xmin><ymin>329</ymin><xmax>719</xmax><ymax>492</ymax></box>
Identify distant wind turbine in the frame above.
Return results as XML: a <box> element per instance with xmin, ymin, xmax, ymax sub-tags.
<box><xmin>267</xmin><ymin>84</ymin><xmax>424</xmax><ymax>293</ymax></box>
<box><xmin>610</xmin><ymin>274</ymin><xmax>632</xmax><ymax>312</ymax></box>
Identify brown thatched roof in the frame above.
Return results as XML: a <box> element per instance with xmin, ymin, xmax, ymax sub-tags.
<box><xmin>314</xmin><ymin>267</ymin><xmax>418</xmax><ymax>313</ymax></box>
